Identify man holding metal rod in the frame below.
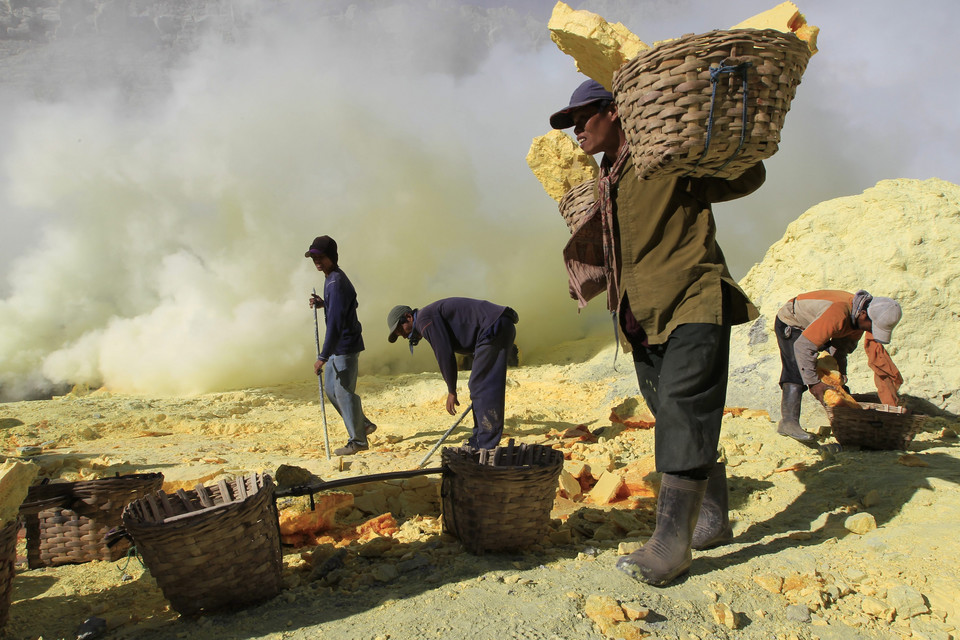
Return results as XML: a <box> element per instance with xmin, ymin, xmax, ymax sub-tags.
<box><xmin>306</xmin><ymin>235</ymin><xmax>376</xmax><ymax>456</ymax></box>
<box><xmin>386</xmin><ymin>297</ymin><xmax>518</xmax><ymax>450</ymax></box>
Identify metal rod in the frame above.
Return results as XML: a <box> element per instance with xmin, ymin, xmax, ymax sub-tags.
<box><xmin>313</xmin><ymin>288</ymin><xmax>331</xmax><ymax>460</ymax></box>
<box><xmin>417</xmin><ymin>402</ymin><xmax>474</xmax><ymax>469</ymax></box>
<box><xmin>275</xmin><ymin>466</ymin><xmax>444</xmax><ymax>498</ymax></box>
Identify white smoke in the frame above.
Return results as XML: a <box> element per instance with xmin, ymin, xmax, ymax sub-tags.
<box><xmin>0</xmin><ymin>0</ymin><xmax>957</xmax><ymax>398</ymax></box>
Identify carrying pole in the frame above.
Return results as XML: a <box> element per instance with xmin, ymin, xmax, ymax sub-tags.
<box><xmin>417</xmin><ymin>402</ymin><xmax>473</xmax><ymax>469</ymax></box>
<box><xmin>313</xmin><ymin>288</ymin><xmax>331</xmax><ymax>460</ymax></box>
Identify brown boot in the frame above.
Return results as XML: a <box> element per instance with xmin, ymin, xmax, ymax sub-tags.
<box><xmin>616</xmin><ymin>473</ymin><xmax>706</xmax><ymax>586</ymax></box>
<box><xmin>691</xmin><ymin>462</ymin><xmax>733</xmax><ymax>550</ymax></box>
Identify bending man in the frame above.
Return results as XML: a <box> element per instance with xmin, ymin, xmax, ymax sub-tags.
<box><xmin>387</xmin><ymin>297</ymin><xmax>518</xmax><ymax>449</ymax></box>
<box><xmin>775</xmin><ymin>289</ymin><xmax>903</xmax><ymax>444</ymax></box>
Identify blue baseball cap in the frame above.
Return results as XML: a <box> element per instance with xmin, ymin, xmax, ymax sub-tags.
<box><xmin>549</xmin><ymin>79</ymin><xmax>614</xmax><ymax>129</ymax></box>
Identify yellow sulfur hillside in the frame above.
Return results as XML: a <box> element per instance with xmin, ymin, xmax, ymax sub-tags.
<box><xmin>526</xmin><ymin>130</ymin><xmax>599</xmax><ymax>202</ymax></box>
<box><xmin>548</xmin><ymin>1</ymin><xmax>649</xmax><ymax>91</ymax></box>
<box><xmin>731</xmin><ymin>1</ymin><xmax>819</xmax><ymax>54</ymax></box>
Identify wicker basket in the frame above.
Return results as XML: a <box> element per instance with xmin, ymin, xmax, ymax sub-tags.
<box><xmin>121</xmin><ymin>473</ymin><xmax>282</xmax><ymax>616</ymax></box>
<box><xmin>0</xmin><ymin>520</ymin><xmax>18</xmax><ymax>630</ymax></box>
<box><xmin>559</xmin><ymin>180</ymin><xmax>597</xmax><ymax>233</ymax></box>
<box><xmin>441</xmin><ymin>440</ymin><xmax>563</xmax><ymax>554</ymax></box>
<box><xmin>612</xmin><ymin>29</ymin><xmax>812</xmax><ymax>180</ymax></box>
<box><xmin>19</xmin><ymin>473</ymin><xmax>164</xmax><ymax>568</ymax></box>
<box><xmin>826</xmin><ymin>402</ymin><xmax>927</xmax><ymax>450</ymax></box>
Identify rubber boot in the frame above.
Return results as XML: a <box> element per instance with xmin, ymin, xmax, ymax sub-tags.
<box><xmin>776</xmin><ymin>383</ymin><xmax>817</xmax><ymax>445</ymax></box>
<box><xmin>616</xmin><ymin>474</ymin><xmax>707</xmax><ymax>586</ymax></box>
<box><xmin>691</xmin><ymin>462</ymin><xmax>732</xmax><ymax>550</ymax></box>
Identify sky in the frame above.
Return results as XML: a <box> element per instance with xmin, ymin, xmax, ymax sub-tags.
<box><xmin>0</xmin><ymin>0</ymin><xmax>957</xmax><ymax>399</ymax></box>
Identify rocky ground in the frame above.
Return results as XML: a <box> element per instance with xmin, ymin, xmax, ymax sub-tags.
<box><xmin>1</xmin><ymin>338</ymin><xmax>959</xmax><ymax>640</ymax></box>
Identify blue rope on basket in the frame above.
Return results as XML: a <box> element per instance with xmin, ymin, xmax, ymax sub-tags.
<box><xmin>683</xmin><ymin>61</ymin><xmax>752</xmax><ymax>178</ymax></box>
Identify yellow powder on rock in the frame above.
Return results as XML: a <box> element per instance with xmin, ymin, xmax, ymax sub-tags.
<box><xmin>526</xmin><ymin>130</ymin><xmax>599</xmax><ymax>202</ymax></box>
<box><xmin>548</xmin><ymin>1</ymin><xmax>649</xmax><ymax>90</ymax></box>
<box><xmin>0</xmin><ymin>460</ymin><xmax>39</xmax><ymax>525</ymax></box>
<box><xmin>731</xmin><ymin>1</ymin><xmax>820</xmax><ymax>54</ymax></box>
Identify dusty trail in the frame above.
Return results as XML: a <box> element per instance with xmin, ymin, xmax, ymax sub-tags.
<box><xmin>1</xmin><ymin>339</ymin><xmax>958</xmax><ymax>640</ymax></box>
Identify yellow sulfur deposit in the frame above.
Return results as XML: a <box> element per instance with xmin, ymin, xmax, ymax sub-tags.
<box><xmin>548</xmin><ymin>1</ymin><xmax>649</xmax><ymax>90</ymax></box>
<box><xmin>816</xmin><ymin>355</ymin><xmax>860</xmax><ymax>409</ymax></box>
<box><xmin>526</xmin><ymin>130</ymin><xmax>599</xmax><ymax>202</ymax></box>
<box><xmin>0</xmin><ymin>460</ymin><xmax>39</xmax><ymax>526</ymax></box>
<box><xmin>731</xmin><ymin>1</ymin><xmax>819</xmax><ymax>54</ymax></box>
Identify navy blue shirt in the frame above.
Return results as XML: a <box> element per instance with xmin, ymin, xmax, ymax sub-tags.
<box><xmin>320</xmin><ymin>268</ymin><xmax>364</xmax><ymax>360</ymax></box>
<box><xmin>415</xmin><ymin>297</ymin><xmax>509</xmax><ymax>394</ymax></box>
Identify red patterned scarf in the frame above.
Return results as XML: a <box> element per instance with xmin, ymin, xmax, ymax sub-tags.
<box><xmin>597</xmin><ymin>142</ymin><xmax>631</xmax><ymax>312</ymax></box>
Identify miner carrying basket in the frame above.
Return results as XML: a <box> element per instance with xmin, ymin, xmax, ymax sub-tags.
<box><xmin>548</xmin><ymin>79</ymin><xmax>765</xmax><ymax>586</ymax></box>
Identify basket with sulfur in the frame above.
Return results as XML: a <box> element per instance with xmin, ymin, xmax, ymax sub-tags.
<box><xmin>816</xmin><ymin>356</ymin><xmax>926</xmax><ymax>450</ymax></box>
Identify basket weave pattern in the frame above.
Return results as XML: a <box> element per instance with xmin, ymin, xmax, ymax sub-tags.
<box><xmin>558</xmin><ymin>180</ymin><xmax>597</xmax><ymax>233</ymax></box>
<box><xmin>612</xmin><ymin>29</ymin><xmax>811</xmax><ymax>180</ymax></box>
<box><xmin>0</xmin><ymin>520</ymin><xmax>18</xmax><ymax>630</ymax></box>
<box><xmin>826</xmin><ymin>402</ymin><xmax>927</xmax><ymax>450</ymax></box>
<box><xmin>19</xmin><ymin>473</ymin><xmax>164</xmax><ymax>568</ymax></box>
<box><xmin>121</xmin><ymin>473</ymin><xmax>282</xmax><ymax>616</ymax></box>
<box><xmin>441</xmin><ymin>441</ymin><xmax>563</xmax><ymax>554</ymax></box>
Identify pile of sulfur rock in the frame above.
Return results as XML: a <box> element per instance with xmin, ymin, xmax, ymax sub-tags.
<box><xmin>727</xmin><ymin>177</ymin><xmax>960</xmax><ymax>418</ymax></box>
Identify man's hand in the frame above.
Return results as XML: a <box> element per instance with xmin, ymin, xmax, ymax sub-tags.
<box><xmin>314</xmin><ymin>358</ymin><xmax>326</xmax><ymax>375</ymax></box>
<box><xmin>808</xmin><ymin>381</ymin><xmax>829</xmax><ymax>405</ymax></box>
<box><xmin>309</xmin><ymin>294</ymin><xmax>324</xmax><ymax>309</ymax></box>
<box><xmin>446</xmin><ymin>392</ymin><xmax>459</xmax><ymax>415</ymax></box>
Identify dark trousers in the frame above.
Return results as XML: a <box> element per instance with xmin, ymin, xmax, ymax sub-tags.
<box><xmin>775</xmin><ymin>317</ymin><xmax>804</xmax><ymax>388</ymax></box>
<box><xmin>630</xmin><ymin>322</ymin><xmax>731</xmax><ymax>475</ymax></box>
<box><xmin>467</xmin><ymin>315</ymin><xmax>516</xmax><ymax>449</ymax></box>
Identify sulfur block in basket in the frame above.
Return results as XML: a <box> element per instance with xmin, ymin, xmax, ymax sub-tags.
<box><xmin>613</xmin><ymin>29</ymin><xmax>812</xmax><ymax>181</ymax></box>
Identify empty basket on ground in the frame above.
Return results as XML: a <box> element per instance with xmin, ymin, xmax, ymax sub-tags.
<box><xmin>18</xmin><ymin>472</ymin><xmax>164</xmax><ymax>568</ymax></box>
<box><xmin>121</xmin><ymin>472</ymin><xmax>282</xmax><ymax>616</ymax></box>
<box><xmin>826</xmin><ymin>402</ymin><xmax>927</xmax><ymax>450</ymax></box>
<box><xmin>559</xmin><ymin>180</ymin><xmax>597</xmax><ymax>233</ymax></box>
<box><xmin>612</xmin><ymin>29</ymin><xmax>812</xmax><ymax>181</ymax></box>
<box><xmin>0</xmin><ymin>520</ymin><xmax>18</xmax><ymax>630</ymax></box>
<box><xmin>441</xmin><ymin>440</ymin><xmax>563</xmax><ymax>554</ymax></box>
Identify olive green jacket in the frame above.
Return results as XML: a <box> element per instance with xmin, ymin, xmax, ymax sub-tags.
<box><xmin>564</xmin><ymin>156</ymin><xmax>764</xmax><ymax>348</ymax></box>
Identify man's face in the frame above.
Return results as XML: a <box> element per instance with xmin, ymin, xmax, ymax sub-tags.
<box><xmin>856</xmin><ymin>309</ymin><xmax>873</xmax><ymax>333</ymax></box>
<box><xmin>312</xmin><ymin>255</ymin><xmax>334</xmax><ymax>274</ymax></box>
<box><xmin>571</xmin><ymin>102</ymin><xmax>620</xmax><ymax>156</ymax></box>
<box><xmin>396</xmin><ymin>314</ymin><xmax>414</xmax><ymax>339</ymax></box>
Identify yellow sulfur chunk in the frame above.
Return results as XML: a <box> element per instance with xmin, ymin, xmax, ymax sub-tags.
<box><xmin>824</xmin><ymin>388</ymin><xmax>860</xmax><ymax>409</ymax></box>
<box><xmin>526</xmin><ymin>130</ymin><xmax>599</xmax><ymax>202</ymax></box>
<box><xmin>0</xmin><ymin>460</ymin><xmax>39</xmax><ymax>526</ymax></box>
<box><xmin>731</xmin><ymin>2</ymin><xmax>819</xmax><ymax>54</ymax></box>
<box><xmin>548</xmin><ymin>1</ymin><xmax>650</xmax><ymax>90</ymax></box>
<box><xmin>816</xmin><ymin>355</ymin><xmax>860</xmax><ymax>409</ymax></box>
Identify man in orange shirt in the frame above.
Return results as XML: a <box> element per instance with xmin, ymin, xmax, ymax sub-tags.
<box><xmin>775</xmin><ymin>289</ymin><xmax>903</xmax><ymax>444</ymax></box>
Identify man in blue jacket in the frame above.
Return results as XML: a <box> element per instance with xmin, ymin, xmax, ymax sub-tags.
<box><xmin>306</xmin><ymin>235</ymin><xmax>376</xmax><ymax>456</ymax></box>
<box><xmin>387</xmin><ymin>297</ymin><xmax>518</xmax><ymax>449</ymax></box>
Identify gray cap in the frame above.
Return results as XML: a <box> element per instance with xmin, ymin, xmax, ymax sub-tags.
<box><xmin>867</xmin><ymin>297</ymin><xmax>902</xmax><ymax>344</ymax></box>
<box><xmin>549</xmin><ymin>79</ymin><xmax>615</xmax><ymax>129</ymax></box>
<box><xmin>387</xmin><ymin>305</ymin><xmax>413</xmax><ymax>343</ymax></box>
